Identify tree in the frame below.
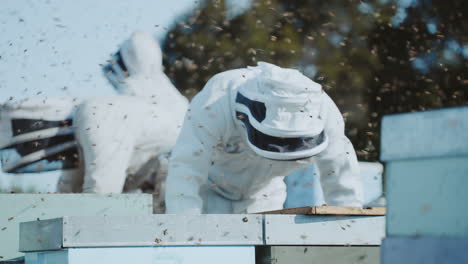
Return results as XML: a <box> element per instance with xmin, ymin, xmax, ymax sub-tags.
<box><xmin>162</xmin><ymin>0</ymin><xmax>468</xmax><ymax>161</ymax></box>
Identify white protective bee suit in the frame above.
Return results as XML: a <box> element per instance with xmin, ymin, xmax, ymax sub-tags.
<box><xmin>0</xmin><ymin>32</ymin><xmax>188</xmax><ymax>211</ymax></box>
<box><xmin>165</xmin><ymin>62</ymin><xmax>363</xmax><ymax>214</ymax></box>
<box><xmin>65</xmin><ymin>31</ymin><xmax>188</xmax><ymax>197</ymax></box>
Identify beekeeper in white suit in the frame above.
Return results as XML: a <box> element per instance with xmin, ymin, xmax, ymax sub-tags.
<box><xmin>0</xmin><ymin>32</ymin><xmax>187</xmax><ymax>211</ymax></box>
<box><xmin>64</xmin><ymin>31</ymin><xmax>188</xmax><ymax>197</ymax></box>
<box><xmin>165</xmin><ymin>62</ymin><xmax>363</xmax><ymax>214</ymax></box>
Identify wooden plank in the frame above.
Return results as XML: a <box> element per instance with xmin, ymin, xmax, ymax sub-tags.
<box><xmin>315</xmin><ymin>206</ymin><xmax>386</xmax><ymax>216</ymax></box>
<box><xmin>259</xmin><ymin>206</ymin><xmax>386</xmax><ymax>216</ymax></box>
<box><xmin>259</xmin><ymin>207</ymin><xmax>316</xmax><ymax>215</ymax></box>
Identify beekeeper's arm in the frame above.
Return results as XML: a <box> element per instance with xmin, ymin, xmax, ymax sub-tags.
<box><xmin>315</xmin><ymin>96</ymin><xmax>363</xmax><ymax>207</ymax></box>
<box><xmin>165</xmin><ymin>76</ymin><xmax>228</xmax><ymax>214</ymax></box>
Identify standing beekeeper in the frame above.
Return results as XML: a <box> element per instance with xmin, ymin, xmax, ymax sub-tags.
<box><xmin>0</xmin><ymin>32</ymin><xmax>188</xmax><ymax>211</ymax></box>
<box><xmin>61</xmin><ymin>31</ymin><xmax>188</xmax><ymax>197</ymax></box>
<box><xmin>165</xmin><ymin>62</ymin><xmax>363</xmax><ymax>214</ymax></box>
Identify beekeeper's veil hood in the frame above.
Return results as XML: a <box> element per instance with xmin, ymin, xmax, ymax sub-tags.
<box><xmin>104</xmin><ymin>31</ymin><xmax>164</xmax><ymax>96</ymax></box>
<box><xmin>235</xmin><ymin>62</ymin><xmax>328</xmax><ymax>160</ymax></box>
<box><xmin>119</xmin><ymin>31</ymin><xmax>162</xmax><ymax>75</ymax></box>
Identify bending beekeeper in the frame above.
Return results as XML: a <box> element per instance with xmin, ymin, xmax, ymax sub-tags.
<box><xmin>165</xmin><ymin>62</ymin><xmax>363</xmax><ymax>214</ymax></box>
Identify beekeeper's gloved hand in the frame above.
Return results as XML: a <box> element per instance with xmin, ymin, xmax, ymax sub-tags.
<box><xmin>103</xmin><ymin>31</ymin><xmax>163</xmax><ymax>96</ymax></box>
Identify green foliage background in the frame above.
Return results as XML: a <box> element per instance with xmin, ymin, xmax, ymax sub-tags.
<box><xmin>162</xmin><ymin>0</ymin><xmax>468</xmax><ymax>161</ymax></box>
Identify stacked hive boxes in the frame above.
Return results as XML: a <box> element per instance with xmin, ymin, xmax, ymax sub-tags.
<box><xmin>380</xmin><ymin>107</ymin><xmax>468</xmax><ymax>263</ymax></box>
<box><xmin>0</xmin><ymin>194</ymin><xmax>153</xmax><ymax>261</ymax></box>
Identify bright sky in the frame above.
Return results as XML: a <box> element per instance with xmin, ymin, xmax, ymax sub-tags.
<box><xmin>0</xmin><ymin>0</ymin><xmax>199</xmax><ymax>102</ymax></box>
<box><xmin>0</xmin><ymin>0</ymin><xmax>199</xmax><ymax>192</ymax></box>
